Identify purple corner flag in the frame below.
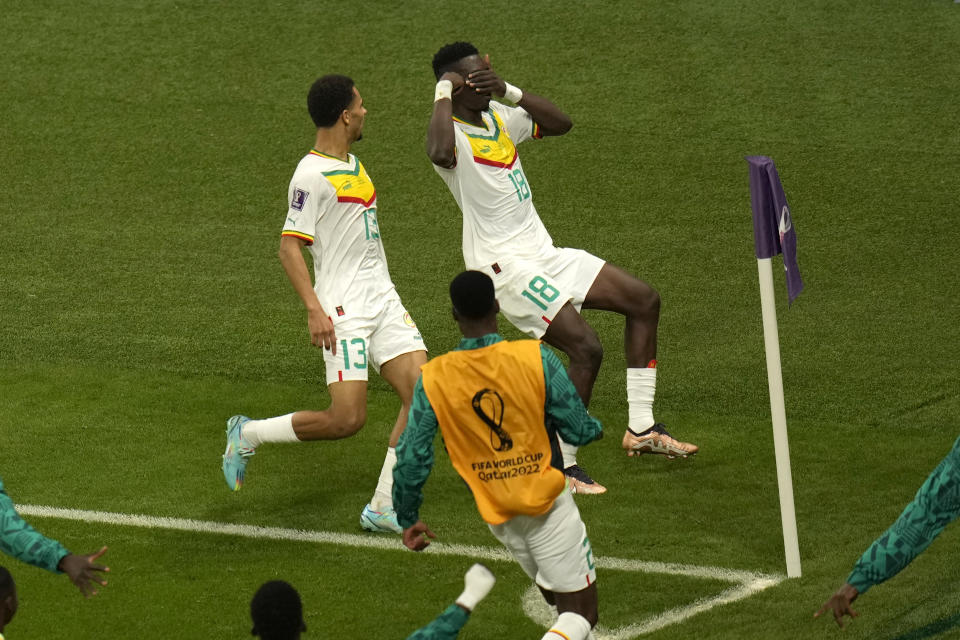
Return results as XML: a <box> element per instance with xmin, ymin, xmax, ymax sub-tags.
<box><xmin>746</xmin><ymin>156</ymin><xmax>804</xmax><ymax>304</ymax></box>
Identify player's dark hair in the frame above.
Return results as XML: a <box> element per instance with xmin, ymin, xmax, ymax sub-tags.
<box><xmin>250</xmin><ymin>580</ymin><xmax>304</xmax><ymax>640</ymax></box>
<box><xmin>432</xmin><ymin>41</ymin><xmax>479</xmax><ymax>79</ymax></box>
<box><xmin>0</xmin><ymin>566</ymin><xmax>13</xmax><ymax>598</ymax></box>
<box><xmin>307</xmin><ymin>74</ymin><xmax>356</xmax><ymax>128</ymax></box>
<box><xmin>450</xmin><ymin>270</ymin><xmax>496</xmax><ymax>319</ymax></box>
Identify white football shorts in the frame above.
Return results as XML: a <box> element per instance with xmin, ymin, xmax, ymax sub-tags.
<box><xmin>487</xmin><ymin>488</ymin><xmax>597</xmax><ymax>593</ymax></box>
<box><xmin>481</xmin><ymin>247</ymin><xmax>605</xmax><ymax>339</ymax></box>
<box><xmin>321</xmin><ymin>287</ymin><xmax>426</xmax><ymax>385</ymax></box>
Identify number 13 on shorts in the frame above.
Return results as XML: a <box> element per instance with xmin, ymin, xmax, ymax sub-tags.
<box><xmin>340</xmin><ymin>337</ymin><xmax>367</xmax><ymax>369</ymax></box>
<box><xmin>520</xmin><ymin>275</ymin><xmax>560</xmax><ymax>311</ymax></box>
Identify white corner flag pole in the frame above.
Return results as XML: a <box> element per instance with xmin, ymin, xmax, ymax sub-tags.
<box><xmin>757</xmin><ymin>257</ymin><xmax>802</xmax><ymax>578</ymax></box>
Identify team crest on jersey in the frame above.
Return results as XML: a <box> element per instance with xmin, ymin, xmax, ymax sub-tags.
<box><xmin>458</xmin><ymin>110</ymin><xmax>518</xmax><ymax>169</ymax></box>
<box><xmin>321</xmin><ymin>159</ymin><xmax>377</xmax><ymax>207</ymax></box>
<box><xmin>403</xmin><ymin>312</ymin><xmax>417</xmax><ymax>328</ymax></box>
<box><xmin>291</xmin><ymin>188</ymin><xmax>309</xmax><ymax>211</ymax></box>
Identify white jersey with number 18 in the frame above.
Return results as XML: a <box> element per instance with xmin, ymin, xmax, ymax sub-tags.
<box><xmin>433</xmin><ymin>101</ymin><xmax>555</xmax><ymax>270</ymax></box>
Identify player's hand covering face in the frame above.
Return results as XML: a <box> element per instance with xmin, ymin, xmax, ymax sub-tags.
<box><xmin>453</xmin><ymin>54</ymin><xmax>495</xmax><ymax>110</ymax></box>
<box><xmin>465</xmin><ymin>54</ymin><xmax>506</xmax><ymax>98</ymax></box>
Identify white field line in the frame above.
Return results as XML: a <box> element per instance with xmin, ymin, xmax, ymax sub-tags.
<box><xmin>522</xmin><ymin>578</ymin><xmax>780</xmax><ymax>640</ymax></box>
<box><xmin>18</xmin><ymin>504</ymin><xmax>784</xmax><ymax>638</ymax></box>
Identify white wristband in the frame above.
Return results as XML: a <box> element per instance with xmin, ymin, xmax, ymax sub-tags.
<box><xmin>455</xmin><ymin>564</ymin><xmax>496</xmax><ymax>611</ymax></box>
<box><xmin>435</xmin><ymin>80</ymin><xmax>453</xmax><ymax>102</ymax></box>
<box><xmin>503</xmin><ymin>82</ymin><xmax>523</xmax><ymax>103</ymax></box>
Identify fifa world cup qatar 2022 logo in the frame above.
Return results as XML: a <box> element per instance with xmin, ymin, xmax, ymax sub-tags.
<box><xmin>472</xmin><ymin>389</ymin><xmax>513</xmax><ymax>452</ymax></box>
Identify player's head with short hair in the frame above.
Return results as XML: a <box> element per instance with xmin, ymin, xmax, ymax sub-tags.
<box><xmin>307</xmin><ymin>74</ymin><xmax>357</xmax><ymax>128</ymax></box>
<box><xmin>450</xmin><ymin>270</ymin><xmax>497</xmax><ymax>321</ymax></box>
<box><xmin>250</xmin><ymin>580</ymin><xmax>306</xmax><ymax>640</ymax></box>
<box><xmin>0</xmin><ymin>566</ymin><xmax>17</xmax><ymax>632</ymax></box>
<box><xmin>432</xmin><ymin>41</ymin><xmax>479</xmax><ymax>79</ymax></box>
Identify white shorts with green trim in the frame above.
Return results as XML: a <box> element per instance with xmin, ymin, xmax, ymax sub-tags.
<box><xmin>479</xmin><ymin>248</ymin><xmax>605</xmax><ymax>339</ymax></box>
<box><xmin>487</xmin><ymin>488</ymin><xmax>597</xmax><ymax>593</ymax></box>
<box><xmin>321</xmin><ymin>288</ymin><xmax>426</xmax><ymax>385</ymax></box>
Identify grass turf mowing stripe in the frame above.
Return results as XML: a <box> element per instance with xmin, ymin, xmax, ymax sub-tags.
<box><xmin>17</xmin><ymin>503</ymin><xmax>784</xmax><ymax>638</ymax></box>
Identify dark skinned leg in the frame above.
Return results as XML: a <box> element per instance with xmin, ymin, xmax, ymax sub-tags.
<box><xmin>581</xmin><ymin>263</ymin><xmax>660</xmax><ymax>368</ymax></box>
<box><xmin>583</xmin><ymin>263</ymin><xmax>698</xmax><ymax>456</ymax></box>
<box><xmin>541</xmin><ymin>303</ymin><xmax>605</xmax><ymax>490</ymax></box>
<box><xmin>539</xmin><ymin>583</ymin><xmax>599</xmax><ymax>629</ymax></box>
<box><xmin>542</xmin><ymin>262</ymin><xmax>659</xmax><ymax>404</ymax></box>
<box><xmin>379</xmin><ymin>350</ymin><xmax>429</xmax><ymax>447</ymax></box>
<box><xmin>542</xmin><ymin>303</ymin><xmax>603</xmax><ymax>406</ymax></box>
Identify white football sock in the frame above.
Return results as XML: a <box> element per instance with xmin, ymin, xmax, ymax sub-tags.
<box><xmin>559</xmin><ymin>438</ymin><xmax>579</xmax><ymax>469</ymax></box>
<box><xmin>541</xmin><ymin>611</ymin><xmax>591</xmax><ymax>640</ymax></box>
<box><xmin>370</xmin><ymin>446</ymin><xmax>397</xmax><ymax>511</ymax></box>
<box><xmin>454</xmin><ymin>563</ymin><xmax>496</xmax><ymax>611</ymax></box>
<box><xmin>242</xmin><ymin>414</ymin><xmax>298</xmax><ymax>448</ymax></box>
<box><xmin>627</xmin><ymin>367</ymin><xmax>657</xmax><ymax>433</ymax></box>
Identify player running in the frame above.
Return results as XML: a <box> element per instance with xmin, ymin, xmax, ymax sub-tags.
<box><xmin>425</xmin><ymin>42</ymin><xmax>697</xmax><ymax>494</ymax></box>
<box><xmin>222</xmin><ymin>75</ymin><xmax>427</xmax><ymax>534</ymax></box>
<box><xmin>395</xmin><ymin>271</ymin><xmax>602</xmax><ymax>640</ymax></box>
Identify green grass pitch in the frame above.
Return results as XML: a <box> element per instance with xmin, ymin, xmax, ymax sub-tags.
<box><xmin>1</xmin><ymin>1</ymin><xmax>959</xmax><ymax>638</ymax></box>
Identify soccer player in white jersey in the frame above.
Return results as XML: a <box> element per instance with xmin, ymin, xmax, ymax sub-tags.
<box><xmin>426</xmin><ymin>42</ymin><xmax>698</xmax><ymax>494</ymax></box>
<box><xmin>221</xmin><ymin>75</ymin><xmax>428</xmax><ymax>534</ymax></box>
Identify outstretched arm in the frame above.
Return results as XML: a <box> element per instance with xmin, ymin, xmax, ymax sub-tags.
<box><xmin>467</xmin><ymin>55</ymin><xmax>572</xmax><ymax>136</ymax></box>
<box><xmin>59</xmin><ymin>547</ymin><xmax>110</xmax><ymax>598</ymax></box>
<box><xmin>541</xmin><ymin>345</ymin><xmax>603</xmax><ymax>445</ymax></box>
<box><xmin>394</xmin><ymin>376</ymin><xmax>440</xmax><ymax>550</ymax></box>
<box><xmin>814</xmin><ymin>583</ymin><xmax>859</xmax><ymax>628</ymax></box>
<box><xmin>405</xmin><ymin>564</ymin><xmax>495</xmax><ymax>639</ymax></box>
<box><xmin>845</xmin><ymin>438</ymin><xmax>960</xmax><ymax>595</ymax></box>
<box><xmin>427</xmin><ymin>71</ymin><xmax>465</xmax><ymax>168</ymax></box>
<box><xmin>0</xmin><ymin>479</ymin><xmax>109</xmax><ymax>597</ymax></box>
<box><xmin>815</xmin><ymin>435</ymin><xmax>960</xmax><ymax>627</ymax></box>
<box><xmin>0</xmin><ymin>481</ymin><xmax>70</xmax><ymax>572</ymax></box>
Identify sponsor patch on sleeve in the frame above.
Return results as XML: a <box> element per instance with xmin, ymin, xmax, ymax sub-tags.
<box><xmin>291</xmin><ymin>188</ymin><xmax>309</xmax><ymax>211</ymax></box>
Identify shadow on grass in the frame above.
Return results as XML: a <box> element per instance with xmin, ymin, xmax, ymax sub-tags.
<box><xmin>888</xmin><ymin>611</ymin><xmax>960</xmax><ymax>640</ymax></box>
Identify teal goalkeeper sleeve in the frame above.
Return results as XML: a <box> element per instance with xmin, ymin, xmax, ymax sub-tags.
<box><xmin>393</xmin><ymin>376</ymin><xmax>439</xmax><ymax>530</ymax></box>
<box><xmin>846</xmin><ymin>435</ymin><xmax>960</xmax><ymax>594</ymax></box>
<box><xmin>540</xmin><ymin>344</ymin><xmax>603</xmax><ymax>446</ymax></box>
<box><xmin>0</xmin><ymin>476</ymin><xmax>70</xmax><ymax>573</ymax></box>
<box><xmin>405</xmin><ymin>604</ymin><xmax>471</xmax><ymax>640</ymax></box>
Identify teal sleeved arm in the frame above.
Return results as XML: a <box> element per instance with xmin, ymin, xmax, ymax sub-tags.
<box><xmin>393</xmin><ymin>377</ymin><xmax>440</xmax><ymax>530</ymax></box>
<box><xmin>540</xmin><ymin>345</ymin><xmax>603</xmax><ymax>445</ymax></box>
<box><xmin>846</xmin><ymin>436</ymin><xmax>960</xmax><ymax>594</ymax></box>
<box><xmin>0</xmin><ymin>477</ymin><xmax>70</xmax><ymax>573</ymax></box>
<box><xmin>404</xmin><ymin>603</ymin><xmax>471</xmax><ymax>640</ymax></box>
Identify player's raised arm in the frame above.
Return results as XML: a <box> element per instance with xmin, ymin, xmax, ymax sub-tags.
<box><xmin>427</xmin><ymin>71</ymin><xmax>464</xmax><ymax>168</ymax></box>
<box><xmin>510</xmin><ymin>88</ymin><xmax>573</xmax><ymax>137</ymax></box>
<box><xmin>468</xmin><ymin>54</ymin><xmax>572</xmax><ymax>137</ymax></box>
